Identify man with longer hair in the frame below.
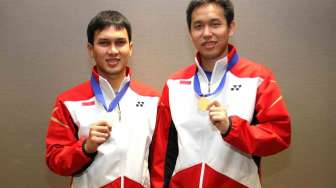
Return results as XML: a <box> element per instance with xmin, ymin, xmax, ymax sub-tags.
<box><xmin>46</xmin><ymin>10</ymin><xmax>159</xmax><ymax>188</ymax></box>
<box><xmin>150</xmin><ymin>0</ymin><xmax>291</xmax><ymax>187</ymax></box>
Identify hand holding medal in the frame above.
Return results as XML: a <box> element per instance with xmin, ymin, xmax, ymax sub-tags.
<box><xmin>206</xmin><ymin>100</ymin><xmax>230</xmax><ymax>134</ymax></box>
<box><xmin>194</xmin><ymin>52</ymin><xmax>238</xmax><ymax>133</ymax></box>
<box><xmin>86</xmin><ymin>74</ymin><xmax>129</xmax><ymax>153</ymax></box>
<box><xmin>84</xmin><ymin>121</ymin><xmax>112</xmax><ymax>154</ymax></box>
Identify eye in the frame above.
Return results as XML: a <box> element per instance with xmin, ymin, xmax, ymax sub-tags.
<box><xmin>97</xmin><ymin>40</ymin><xmax>110</xmax><ymax>46</ymax></box>
<box><xmin>115</xmin><ymin>39</ymin><xmax>127</xmax><ymax>47</ymax></box>
<box><xmin>192</xmin><ymin>23</ymin><xmax>203</xmax><ymax>30</ymax></box>
<box><xmin>211</xmin><ymin>21</ymin><xmax>222</xmax><ymax>28</ymax></box>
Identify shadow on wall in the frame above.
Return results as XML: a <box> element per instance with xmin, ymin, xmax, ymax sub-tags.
<box><xmin>263</xmin><ymin>147</ymin><xmax>293</xmax><ymax>180</ymax></box>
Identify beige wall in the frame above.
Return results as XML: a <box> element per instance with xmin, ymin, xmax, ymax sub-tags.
<box><xmin>0</xmin><ymin>0</ymin><xmax>335</xmax><ymax>187</ymax></box>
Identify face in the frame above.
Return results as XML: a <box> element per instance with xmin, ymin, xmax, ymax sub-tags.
<box><xmin>88</xmin><ymin>26</ymin><xmax>133</xmax><ymax>80</ymax></box>
<box><xmin>190</xmin><ymin>3</ymin><xmax>235</xmax><ymax>63</ymax></box>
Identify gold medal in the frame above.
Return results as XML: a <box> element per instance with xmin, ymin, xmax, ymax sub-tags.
<box><xmin>198</xmin><ymin>97</ymin><xmax>210</xmax><ymax>111</ymax></box>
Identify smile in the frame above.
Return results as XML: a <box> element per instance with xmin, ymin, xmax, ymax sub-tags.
<box><xmin>106</xmin><ymin>58</ymin><xmax>120</xmax><ymax>66</ymax></box>
<box><xmin>202</xmin><ymin>41</ymin><xmax>217</xmax><ymax>49</ymax></box>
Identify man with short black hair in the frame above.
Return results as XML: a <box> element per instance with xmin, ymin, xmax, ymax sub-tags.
<box><xmin>150</xmin><ymin>1</ymin><xmax>291</xmax><ymax>187</ymax></box>
<box><xmin>46</xmin><ymin>10</ymin><xmax>159</xmax><ymax>188</ymax></box>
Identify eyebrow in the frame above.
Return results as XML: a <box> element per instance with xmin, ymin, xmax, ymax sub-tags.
<box><xmin>192</xmin><ymin>17</ymin><xmax>222</xmax><ymax>23</ymax></box>
<box><xmin>96</xmin><ymin>37</ymin><xmax>127</xmax><ymax>41</ymax></box>
<box><xmin>210</xmin><ymin>18</ymin><xmax>222</xmax><ymax>22</ymax></box>
<box><xmin>192</xmin><ymin>20</ymin><xmax>203</xmax><ymax>25</ymax></box>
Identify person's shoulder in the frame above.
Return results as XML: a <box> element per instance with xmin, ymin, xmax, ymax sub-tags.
<box><xmin>231</xmin><ymin>57</ymin><xmax>274</xmax><ymax>79</ymax></box>
<box><xmin>168</xmin><ymin>64</ymin><xmax>197</xmax><ymax>80</ymax></box>
<box><xmin>56</xmin><ymin>81</ymin><xmax>93</xmax><ymax>102</ymax></box>
<box><xmin>130</xmin><ymin>80</ymin><xmax>160</xmax><ymax>97</ymax></box>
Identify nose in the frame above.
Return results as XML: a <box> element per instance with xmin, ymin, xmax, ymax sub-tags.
<box><xmin>203</xmin><ymin>26</ymin><xmax>212</xmax><ymax>38</ymax></box>
<box><xmin>108</xmin><ymin>45</ymin><xmax>118</xmax><ymax>55</ymax></box>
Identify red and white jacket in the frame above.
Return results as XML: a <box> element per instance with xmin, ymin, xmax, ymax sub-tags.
<box><xmin>150</xmin><ymin>45</ymin><xmax>291</xmax><ymax>188</ymax></box>
<box><xmin>46</xmin><ymin>67</ymin><xmax>159</xmax><ymax>188</ymax></box>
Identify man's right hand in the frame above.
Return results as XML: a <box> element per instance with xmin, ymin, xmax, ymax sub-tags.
<box><xmin>84</xmin><ymin>121</ymin><xmax>112</xmax><ymax>153</ymax></box>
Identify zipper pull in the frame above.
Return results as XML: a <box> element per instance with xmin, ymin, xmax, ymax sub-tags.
<box><xmin>208</xmin><ymin>82</ymin><xmax>211</xmax><ymax>93</ymax></box>
<box><xmin>117</xmin><ymin>104</ymin><xmax>121</xmax><ymax>122</ymax></box>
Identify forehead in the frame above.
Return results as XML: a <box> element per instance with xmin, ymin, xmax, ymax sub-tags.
<box><xmin>191</xmin><ymin>3</ymin><xmax>226</xmax><ymax>22</ymax></box>
<box><xmin>94</xmin><ymin>26</ymin><xmax>129</xmax><ymax>40</ymax></box>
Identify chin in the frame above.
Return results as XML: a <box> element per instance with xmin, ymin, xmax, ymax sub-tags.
<box><xmin>201</xmin><ymin>53</ymin><xmax>219</xmax><ymax>60</ymax></box>
<box><xmin>108</xmin><ymin>68</ymin><xmax>126</xmax><ymax>76</ymax></box>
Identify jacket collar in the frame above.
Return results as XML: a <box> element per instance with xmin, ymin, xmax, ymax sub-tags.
<box><xmin>91</xmin><ymin>66</ymin><xmax>131</xmax><ymax>105</ymax></box>
<box><xmin>194</xmin><ymin>44</ymin><xmax>237</xmax><ymax>85</ymax></box>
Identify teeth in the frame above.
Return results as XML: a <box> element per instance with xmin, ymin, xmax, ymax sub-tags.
<box><xmin>107</xmin><ymin>59</ymin><xmax>119</xmax><ymax>62</ymax></box>
<box><xmin>203</xmin><ymin>42</ymin><xmax>216</xmax><ymax>48</ymax></box>
<box><xmin>204</xmin><ymin>41</ymin><xmax>215</xmax><ymax>45</ymax></box>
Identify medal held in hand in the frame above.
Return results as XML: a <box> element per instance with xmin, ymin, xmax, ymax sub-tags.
<box><xmin>198</xmin><ymin>97</ymin><xmax>210</xmax><ymax>111</ymax></box>
<box><xmin>193</xmin><ymin>52</ymin><xmax>239</xmax><ymax>111</ymax></box>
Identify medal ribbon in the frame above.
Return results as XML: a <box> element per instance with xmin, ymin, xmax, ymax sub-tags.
<box><xmin>91</xmin><ymin>75</ymin><xmax>130</xmax><ymax>112</ymax></box>
<box><xmin>194</xmin><ymin>52</ymin><xmax>239</xmax><ymax>97</ymax></box>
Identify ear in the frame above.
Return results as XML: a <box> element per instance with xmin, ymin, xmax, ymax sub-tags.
<box><xmin>129</xmin><ymin>41</ymin><xmax>133</xmax><ymax>56</ymax></box>
<box><xmin>228</xmin><ymin>21</ymin><xmax>236</xmax><ymax>37</ymax></box>
<box><xmin>87</xmin><ymin>43</ymin><xmax>94</xmax><ymax>58</ymax></box>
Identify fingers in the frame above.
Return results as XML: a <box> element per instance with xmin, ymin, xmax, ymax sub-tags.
<box><xmin>207</xmin><ymin>100</ymin><xmax>230</xmax><ymax>134</ymax></box>
<box><xmin>85</xmin><ymin>121</ymin><xmax>112</xmax><ymax>153</ymax></box>
<box><xmin>206</xmin><ymin>100</ymin><xmax>221</xmax><ymax>110</ymax></box>
<box><xmin>90</xmin><ymin>121</ymin><xmax>112</xmax><ymax>140</ymax></box>
<box><xmin>207</xmin><ymin>100</ymin><xmax>226</xmax><ymax>116</ymax></box>
<box><xmin>209</xmin><ymin>108</ymin><xmax>227</xmax><ymax>125</ymax></box>
<box><xmin>90</xmin><ymin>130</ymin><xmax>110</xmax><ymax>142</ymax></box>
<box><xmin>209</xmin><ymin>111</ymin><xmax>226</xmax><ymax>122</ymax></box>
<box><xmin>93</xmin><ymin>121</ymin><xmax>112</xmax><ymax>131</ymax></box>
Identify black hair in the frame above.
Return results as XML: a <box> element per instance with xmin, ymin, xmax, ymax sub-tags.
<box><xmin>87</xmin><ymin>10</ymin><xmax>132</xmax><ymax>45</ymax></box>
<box><xmin>186</xmin><ymin>0</ymin><xmax>234</xmax><ymax>31</ymax></box>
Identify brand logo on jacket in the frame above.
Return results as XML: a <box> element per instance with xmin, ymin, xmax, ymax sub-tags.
<box><xmin>136</xmin><ymin>101</ymin><xmax>144</xmax><ymax>107</ymax></box>
<box><xmin>231</xmin><ymin>84</ymin><xmax>242</xmax><ymax>91</ymax></box>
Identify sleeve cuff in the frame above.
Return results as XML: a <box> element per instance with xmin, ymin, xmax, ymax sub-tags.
<box><xmin>82</xmin><ymin>139</ymin><xmax>97</xmax><ymax>159</ymax></box>
<box><xmin>221</xmin><ymin>117</ymin><xmax>232</xmax><ymax>137</ymax></box>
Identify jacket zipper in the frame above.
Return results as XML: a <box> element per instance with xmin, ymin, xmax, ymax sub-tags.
<box><xmin>121</xmin><ymin>175</ymin><xmax>124</xmax><ymax>188</ymax></box>
<box><xmin>199</xmin><ymin>163</ymin><xmax>205</xmax><ymax>188</ymax></box>
<box><xmin>118</xmin><ymin>103</ymin><xmax>124</xmax><ymax>188</ymax></box>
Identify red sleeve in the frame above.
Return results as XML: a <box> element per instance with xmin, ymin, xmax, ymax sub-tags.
<box><xmin>150</xmin><ymin>84</ymin><xmax>172</xmax><ymax>188</ymax></box>
<box><xmin>224</xmin><ymin>68</ymin><xmax>291</xmax><ymax>156</ymax></box>
<box><xmin>45</xmin><ymin>97</ymin><xmax>93</xmax><ymax>176</ymax></box>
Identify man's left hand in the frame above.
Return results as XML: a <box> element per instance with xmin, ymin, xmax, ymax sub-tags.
<box><xmin>207</xmin><ymin>100</ymin><xmax>230</xmax><ymax>134</ymax></box>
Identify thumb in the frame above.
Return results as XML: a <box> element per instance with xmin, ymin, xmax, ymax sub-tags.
<box><xmin>206</xmin><ymin>100</ymin><xmax>221</xmax><ymax>110</ymax></box>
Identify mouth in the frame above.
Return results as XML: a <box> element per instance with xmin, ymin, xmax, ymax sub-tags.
<box><xmin>106</xmin><ymin>58</ymin><xmax>120</xmax><ymax>67</ymax></box>
<box><xmin>202</xmin><ymin>41</ymin><xmax>217</xmax><ymax>49</ymax></box>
